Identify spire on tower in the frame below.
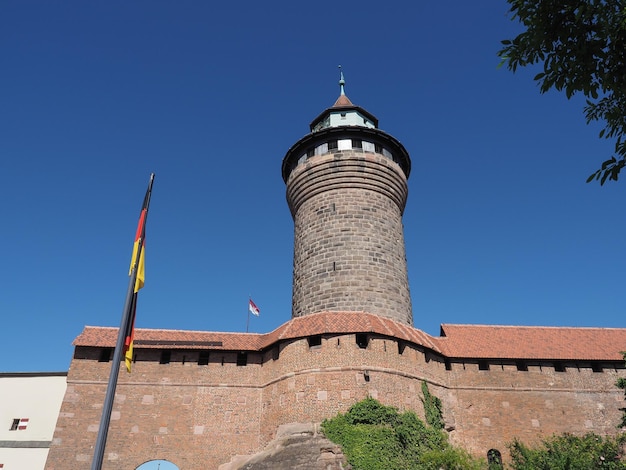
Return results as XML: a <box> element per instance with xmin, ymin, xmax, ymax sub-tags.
<box><xmin>333</xmin><ymin>65</ymin><xmax>353</xmax><ymax>108</ymax></box>
<box><xmin>338</xmin><ymin>65</ymin><xmax>346</xmax><ymax>96</ymax></box>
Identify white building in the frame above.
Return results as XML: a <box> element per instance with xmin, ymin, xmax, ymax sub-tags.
<box><xmin>0</xmin><ymin>373</ymin><xmax>67</xmax><ymax>470</ymax></box>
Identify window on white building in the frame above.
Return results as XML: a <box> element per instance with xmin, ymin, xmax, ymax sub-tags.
<box><xmin>9</xmin><ymin>418</ymin><xmax>28</xmax><ymax>431</ymax></box>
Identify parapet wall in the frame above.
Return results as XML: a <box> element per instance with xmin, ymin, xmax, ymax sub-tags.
<box><xmin>46</xmin><ymin>333</ymin><xmax>626</xmax><ymax>469</ymax></box>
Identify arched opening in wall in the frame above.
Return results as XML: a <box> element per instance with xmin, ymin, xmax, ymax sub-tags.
<box><xmin>487</xmin><ymin>449</ymin><xmax>503</xmax><ymax>468</ymax></box>
<box><xmin>136</xmin><ymin>459</ymin><xmax>179</xmax><ymax>470</ymax></box>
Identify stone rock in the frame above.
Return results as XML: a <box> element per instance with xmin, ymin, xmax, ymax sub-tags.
<box><xmin>219</xmin><ymin>423</ymin><xmax>349</xmax><ymax>470</ymax></box>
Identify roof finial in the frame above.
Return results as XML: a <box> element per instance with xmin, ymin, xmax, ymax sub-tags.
<box><xmin>338</xmin><ymin>65</ymin><xmax>345</xmax><ymax>96</ymax></box>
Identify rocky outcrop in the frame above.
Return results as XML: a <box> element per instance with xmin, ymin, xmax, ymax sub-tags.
<box><xmin>218</xmin><ymin>423</ymin><xmax>349</xmax><ymax>470</ymax></box>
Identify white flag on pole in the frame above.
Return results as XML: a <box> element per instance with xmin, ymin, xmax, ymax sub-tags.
<box><xmin>249</xmin><ymin>299</ymin><xmax>260</xmax><ymax>316</ymax></box>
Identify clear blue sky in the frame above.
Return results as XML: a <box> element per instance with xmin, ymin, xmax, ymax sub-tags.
<box><xmin>2</xmin><ymin>1</ymin><xmax>624</xmax><ymax>373</ymax></box>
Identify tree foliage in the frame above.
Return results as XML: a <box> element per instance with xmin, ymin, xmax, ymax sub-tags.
<box><xmin>498</xmin><ymin>0</ymin><xmax>626</xmax><ymax>184</ymax></box>
<box><xmin>509</xmin><ymin>433</ymin><xmax>626</xmax><ymax>469</ymax></box>
<box><xmin>321</xmin><ymin>397</ymin><xmax>484</xmax><ymax>470</ymax></box>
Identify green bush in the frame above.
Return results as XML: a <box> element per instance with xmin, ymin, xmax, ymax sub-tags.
<box><xmin>345</xmin><ymin>397</ymin><xmax>399</xmax><ymax>426</ymax></box>
<box><xmin>322</xmin><ymin>395</ymin><xmax>626</xmax><ymax>469</ymax></box>
<box><xmin>509</xmin><ymin>432</ymin><xmax>626</xmax><ymax>470</ymax></box>
<box><xmin>321</xmin><ymin>396</ymin><xmax>485</xmax><ymax>470</ymax></box>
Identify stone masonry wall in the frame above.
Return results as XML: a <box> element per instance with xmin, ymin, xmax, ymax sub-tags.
<box><xmin>286</xmin><ymin>151</ymin><xmax>413</xmax><ymax>324</ymax></box>
<box><xmin>46</xmin><ymin>336</ymin><xmax>626</xmax><ymax>469</ymax></box>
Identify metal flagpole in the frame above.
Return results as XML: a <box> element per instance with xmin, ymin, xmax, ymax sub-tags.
<box><xmin>90</xmin><ymin>263</ymin><xmax>139</xmax><ymax>470</ymax></box>
<box><xmin>91</xmin><ymin>174</ymin><xmax>154</xmax><ymax>470</ymax></box>
<box><xmin>246</xmin><ymin>298</ymin><xmax>251</xmax><ymax>333</ymax></box>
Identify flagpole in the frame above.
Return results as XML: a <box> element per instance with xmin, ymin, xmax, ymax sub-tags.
<box><xmin>91</xmin><ymin>264</ymin><xmax>139</xmax><ymax>470</ymax></box>
<box><xmin>91</xmin><ymin>174</ymin><xmax>154</xmax><ymax>470</ymax></box>
<box><xmin>246</xmin><ymin>298</ymin><xmax>250</xmax><ymax>333</ymax></box>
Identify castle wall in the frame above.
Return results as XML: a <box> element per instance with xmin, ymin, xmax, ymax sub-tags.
<box><xmin>442</xmin><ymin>360</ymin><xmax>625</xmax><ymax>456</ymax></box>
<box><xmin>46</xmin><ymin>348</ymin><xmax>263</xmax><ymax>470</ymax></box>
<box><xmin>46</xmin><ymin>335</ymin><xmax>626</xmax><ymax>469</ymax></box>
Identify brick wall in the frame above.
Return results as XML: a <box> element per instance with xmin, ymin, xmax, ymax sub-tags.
<box><xmin>286</xmin><ymin>151</ymin><xmax>413</xmax><ymax>325</ymax></box>
<box><xmin>46</xmin><ymin>335</ymin><xmax>626</xmax><ymax>469</ymax></box>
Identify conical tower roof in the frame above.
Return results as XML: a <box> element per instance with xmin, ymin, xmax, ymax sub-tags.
<box><xmin>309</xmin><ymin>68</ymin><xmax>378</xmax><ymax>132</ymax></box>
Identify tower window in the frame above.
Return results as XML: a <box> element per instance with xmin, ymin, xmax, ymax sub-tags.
<box><xmin>362</xmin><ymin>141</ymin><xmax>375</xmax><ymax>152</ymax></box>
<box><xmin>315</xmin><ymin>143</ymin><xmax>328</xmax><ymax>155</ymax></box>
<box><xmin>445</xmin><ymin>360</ymin><xmax>452</xmax><ymax>371</ymax></box>
<box><xmin>308</xmin><ymin>335</ymin><xmax>322</xmax><ymax>349</ymax></box>
<box><xmin>328</xmin><ymin>140</ymin><xmax>338</xmax><ymax>151</ymax></box>
<box><xmin>198</xmin><ymin>351</ymin><xmax>209</xmax><ymax>366</ymax></box>
<box><xmin>355</xmin><ymin>333</ymin><xmax>368</xmax><ymax>349</ymax></box>
<box><xmin>516</xmin><ymin>361</ymin><xmax>528</xmax><ymax>371</ymax></box>
<box><xmin>340</xmin><ymin>112</ymin><xmax>346</xmax><ymax>119</ymax></box>
<box><xmin>352</xmin><ymin>139</ymin><xmax>362</xmax><ymax>149</ymax></box>
<box><xmin>478</xmin><ymin>361</ymin><xmax>489</xmax><ymax>371</ymax></box>
<box><xmin>236</xmin><ymin>352</ymin><xmax>248</xmax><ymax>366</ymax></box>
<box><xmin>397</xmin><ymin>341</ymin><xmax>406</xmax><ymax>355</ymax></box>
<box><xmin>160</xmin><ymin>350</ymin><xmax>171</xmax><ymax>364</ymax></box>
<box><xmin>592</xmin><ymin>362</ymin><xmax>603</xmax><ymax>373</ymax></box>
<box><xmin>554</xmin><ymin>362</ymin><xmax>565</xmax><ymax>372</ymax></box>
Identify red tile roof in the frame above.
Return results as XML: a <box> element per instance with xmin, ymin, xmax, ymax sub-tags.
<box><xmin>333</xmin><ymin>94</ymin><xmax>353</xmax><ymax>107</ymax></box>
<box><xmin>74</xmin><ymin>312</ymin><xmax>437</xmax><ymax>352</ymax></box>
<box><xmin>73</xmin><ymin>314</ymin><xmax>626</xmax><ymax>361</ymax></box>
<box><xmin>437</xmin><ymin>324</ymin><xmax>626</xmax><ymax>361</ymax></box>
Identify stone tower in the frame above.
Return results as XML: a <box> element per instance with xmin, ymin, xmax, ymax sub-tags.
<box><xmin>282</xmin><ymin>71</ymin><xmax>413</xmax><ymax>325</ymax></box>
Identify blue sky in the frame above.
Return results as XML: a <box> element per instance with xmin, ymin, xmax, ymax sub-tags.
<box><xmin>2</xmin><ymin>1</ymin><xmax>624</xmax><ymax>373</ymax></box>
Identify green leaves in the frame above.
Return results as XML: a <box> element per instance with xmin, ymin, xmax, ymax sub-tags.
<box><xmin>586</xmin><ymin>155</ymin><xmax>625</xmax><ymax>185</ymax></box>
<box><xmin>498</xmin><ymin>0</ymin><xmax>626</xmax><ymax>184</ymax></box>
<box><xmin>509</xmin><ymin>433</ymin><xmax>626</xmax><ymax>469</ymax></box>
<box><xmin>321</xmin><ymin>396</ymin><xmax>484</xmax><ymax>470</ymax></box>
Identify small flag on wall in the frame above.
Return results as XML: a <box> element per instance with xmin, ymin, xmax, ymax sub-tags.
<box><xmin>249</xmin><ymin>299</ymin><xmax>260</xmax><ymax>316</ymax></box>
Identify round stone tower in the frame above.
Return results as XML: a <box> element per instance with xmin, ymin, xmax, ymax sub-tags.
<box><xmin>282</xmin><ymin>72</ymin><xmax>413</xmax><ymax>325</ymax></box>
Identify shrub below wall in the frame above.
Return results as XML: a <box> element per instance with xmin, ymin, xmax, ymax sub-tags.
<box><xmin>321</xmin><ymin>397</ymin><xmax>485</xmax><ymax>470</ymax></box>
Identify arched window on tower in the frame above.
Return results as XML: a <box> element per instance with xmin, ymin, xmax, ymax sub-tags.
<box><xmin>487</xmin><ymin>449</ymin><xmax>503</xmax><ymax>468</ymax></box>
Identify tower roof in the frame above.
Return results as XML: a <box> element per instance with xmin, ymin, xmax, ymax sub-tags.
<box><xmin>282</xmin><ymin>70</ymin><xmax>411</xmax><ymax>182</ymax></box>
<box><xmin>332</xmin><ymin>93</ymin><xmax>353</xmax><ymax>107</ymax></box>
<box><xmin>309</xmin><ymin>68</ymin><xmax>378</xmax><ymax>131</ymax></box>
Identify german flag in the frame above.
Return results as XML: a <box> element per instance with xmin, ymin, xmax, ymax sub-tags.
<box><xmin>123</xmin><ymin>175</ymin><xmax>153</xmax><ymax>372</ymax></box>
